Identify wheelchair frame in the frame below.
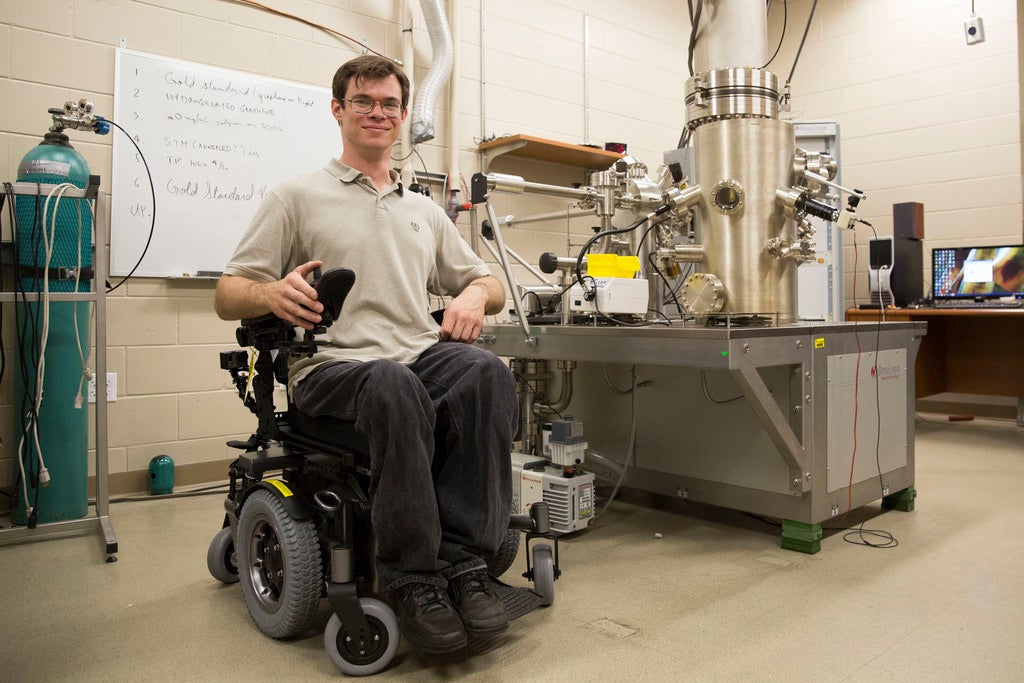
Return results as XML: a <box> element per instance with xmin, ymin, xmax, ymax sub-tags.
<box><xmin>206</xmin><ymin>269</ymin><xmax>558</xmax><ymax>676</ymax></box>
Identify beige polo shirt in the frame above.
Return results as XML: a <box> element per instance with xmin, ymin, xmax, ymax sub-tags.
<box><xmin>224</xmin><ymin>159</ymin><xmax>490</xmax><ymax>387</ymax></box>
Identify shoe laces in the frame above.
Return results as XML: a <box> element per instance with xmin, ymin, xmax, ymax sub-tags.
<box><xmin>460</xmin><ymin>570</ymin><xmax>493</xmax><ymax>597</ymax></box>
<box><xmin>408</xmin><ymin>584</ymin><xmax>450</xmax><ymax>613</ymax></box>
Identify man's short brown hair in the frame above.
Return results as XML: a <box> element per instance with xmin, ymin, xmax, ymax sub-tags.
<box><xmin>332</xmin><ymin>55</ymin><xmax>410</xmax><ymax>110</ymax></box>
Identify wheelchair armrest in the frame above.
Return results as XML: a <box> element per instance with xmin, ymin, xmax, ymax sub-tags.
<box><xmin>232</xmin><ymin>268</ymin><xmax>355</xmax><ymax>348</ymax></box>
<box><xmin>236</xmin><ymin>312</ymin><xmax>295</xmax><ymax>349</ymax></box>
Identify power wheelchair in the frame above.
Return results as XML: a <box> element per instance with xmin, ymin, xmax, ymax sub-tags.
<box><xmin>206</xmin><ymin>268</ymin><xmax>558</xmax><ymax>676</ymax></box>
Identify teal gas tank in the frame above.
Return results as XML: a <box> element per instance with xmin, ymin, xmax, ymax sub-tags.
<box><xmin>12</xmin><ymin>131</ymin><xmax>92</xmax><ymax>525</ymax></box>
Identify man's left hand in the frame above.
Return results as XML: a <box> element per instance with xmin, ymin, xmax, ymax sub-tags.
<box><xmin>440</xmin><ymin>283</ymin><xmax>488</xmax><ymax>343</ymax></box>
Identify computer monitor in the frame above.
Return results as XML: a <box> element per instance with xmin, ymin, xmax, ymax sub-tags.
<box><xmin>932</xmin><ymin>245</ymin><xmax>1024</xmax><ymax>300</ymax></box>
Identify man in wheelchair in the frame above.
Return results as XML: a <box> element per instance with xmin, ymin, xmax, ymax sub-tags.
<box><xmin>214</xmin><ymin>55</ymin><xmax>519</xmax><ymax>656</ymax></box>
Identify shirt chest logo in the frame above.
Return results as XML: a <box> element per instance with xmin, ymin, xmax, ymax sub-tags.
<box><xmin>410</xmin><ymin>221</ymin><xmax>421</xmax><ymax>232</ymax></box>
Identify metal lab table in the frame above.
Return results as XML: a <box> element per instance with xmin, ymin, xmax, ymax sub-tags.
<box><xmin>479</xmin><ymin>319</ymin><xmax>926</xmax><ymax>550</ymax></box>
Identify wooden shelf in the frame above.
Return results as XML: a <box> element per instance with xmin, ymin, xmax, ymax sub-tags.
<box><xmin>478</xmin><ymin>134</ymin><xmax>623</xmax><ymax>171</ymax></box>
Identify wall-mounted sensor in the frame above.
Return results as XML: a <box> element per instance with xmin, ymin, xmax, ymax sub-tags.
<box><xmin>964</xmin><ymin>15</ymin><xmax>985</xmax><ymax>45</ymax></box>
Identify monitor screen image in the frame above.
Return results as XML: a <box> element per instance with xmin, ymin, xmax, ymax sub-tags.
<box><xmin>932</xmin><ymin>245</ymin><xmax>1024</xmax><ymax>299</ymax></box>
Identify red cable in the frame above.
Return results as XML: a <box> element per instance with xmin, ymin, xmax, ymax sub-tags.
<box><xmin>846</xmin><ymin>229</ymin><xmax>861</xmax><ymax>516</ymax></box>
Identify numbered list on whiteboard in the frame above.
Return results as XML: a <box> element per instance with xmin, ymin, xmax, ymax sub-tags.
<box><xmin>112</xmin><ymin>49</ymin><xmax>339</xmax><ymax>278</ymax></box>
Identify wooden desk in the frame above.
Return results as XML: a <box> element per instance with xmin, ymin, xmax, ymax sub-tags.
<box><xmin>846</xmin><ymin>307</ymin><xmax>1024</xmax><ymax>423</ymax></box>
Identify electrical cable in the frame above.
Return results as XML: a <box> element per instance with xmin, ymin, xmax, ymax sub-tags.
<box><xmin>601</xmin><ymin>364</ymin><xmax>651</xmax><ymax>395</ymax></box>
<box><xmin>98</xmin><ymin>482</ymin><xmax>231</xmax><ymax>504</ymax></box>
<box><xmin>699</xmin><ymin>369</ymin><xmax>744</xmax><ymax>404</ymax></box>
<box><xmin>637</xmin><ymin>218</ymin><xmax>687</xmax><ymax>318</ymax></box>
<box><xmin>663</xmin><ymin>262</ymin><xmax>692</xmax><ymax>307</ymax></box>
<box><xmin>538</xmin><ymin>278</ymin><xmax>577</xmax><ymax>317</ymax></box>
<box><xmin>844</xmin><ymin>227</ymin><xmax>863</xmax><ymax>518</ymax></box>
<box><xmin>647</xmin><ymin>251</ymin><xmax>686</xmax><ymax>317</ymax></box>
<box><xmin>574</xmin><ymin>212</ymin><xmax>662</xmax><ymax>298</ymax></box>
<box><xmin>786</xmin><ymin>0</ymin><xmax>818</xmax><ymax>86</ymax></box>
<box><xmin>840</xmin><ymin>222</ymin><xmax>898</xmax><ymax>549</ymax></box>
<box><xmin>390</xmin><ymin>144</ymin><xmax>419</xmax><ymax>163</ymax></box>
<box><xmin>12</xmin><ymin>190</ymin><xmax>44</xmax><ymax>521</ymax></box>
<box><xmin>19</xmin><ymin>183</ymin><xmax>78</xmax><ymax>497</ymax></box>
<box><xmin>69</xmin><ymin>196</ymin><xmax>95</xmax><ymax>408</ymax></box>
<box><xmin>0</xmin><ymin>182</ymin><xmax>18</xmax><ymax>391</ymax></box>
<box><xmin>227</xmin><ymin>0</ymin><xmax>400</xmax><ymax>63</ymax></box>
<box><xmin>511</xmin><ymin>368</ymin><xmax>563</xmax><ymax>419</ymax></box>
<box><xmin>686</xmin><ymin>0</ymin><xmax>704</xmax><ymax>78</ymax></box>
<box><xmin>593</xmin><ymin>365</ymin><xmax>640</xmax><ymax>520</ymax></box>
<box><xmin>12</xmin><ymin>183</ymin><xmax>70</xmax><ymax>517</ymax></box>
<box><xmin>760</xmin><ymin>0</ymin><xmax>787</xmax><ymax>69</ymax></box>
<box><xmin>105</xmin><ymin>119</ymin><xmax>156</xmax><ymax>293</ymax></box>
<box><xmin>579</xmin><ymin>274</ymin><xmax>672</xmax><ymax>328</ymax></box>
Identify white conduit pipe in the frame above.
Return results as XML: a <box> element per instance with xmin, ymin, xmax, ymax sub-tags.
<box><xmin>399</xmin><ymin>0</ymin><xmax>415</xmax><ymax>184</ymax></box>
<box><xmin>411</xmin><ymin>0</ymin><xmax>454</xmax><ymax>144</ymax></box>
<box><xmin>447</xmin><ymin>0</ymin><xmax>460</xmax><ymax>198</ymax></box>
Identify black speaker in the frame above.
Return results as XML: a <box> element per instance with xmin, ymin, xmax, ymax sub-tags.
<box><xmin>893</xmin><ymin>238</ymin><xmax>922</xmax><ymax>306</ymax></box>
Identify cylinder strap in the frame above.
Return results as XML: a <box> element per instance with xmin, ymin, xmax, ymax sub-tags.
<box><xmin>16</xmin><ymin>265</ymin><xmax>95</xmax><ymax>282</ymax></box>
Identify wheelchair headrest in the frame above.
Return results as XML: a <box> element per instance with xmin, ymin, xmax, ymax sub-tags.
<box><xmin>311</xmin><ymin>268</ymin><xmax>356</xmax><ymax>328</ymax></box>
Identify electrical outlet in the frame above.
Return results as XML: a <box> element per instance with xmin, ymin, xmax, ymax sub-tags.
<box><xmin>964</xmin><ymin>15</ymin><xmax>985</xmax><ymax>45</ymax></box>
<box><xmin>88</xmin><ymin>372</ymin><xmax>118</xmax><ymax>403</ymax></box>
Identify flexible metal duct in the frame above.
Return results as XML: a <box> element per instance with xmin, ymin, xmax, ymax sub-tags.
<box><xmin>410</xmin><ymin>0</ymin><xmax>453</xmax><ymax>144</ymax></box>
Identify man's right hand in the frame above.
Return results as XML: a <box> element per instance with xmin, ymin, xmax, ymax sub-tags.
<box><xmin>214</xmin><ymin>260</ymin><xmax>325</xmax><ymax>330</ymax></box>
<box><xmin>263</xmin><ymin>261</ymin><xmax>325</xmax><ymax>330</ymax></box>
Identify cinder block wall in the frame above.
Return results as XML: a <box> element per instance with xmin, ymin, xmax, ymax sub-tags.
<box><xmin>1</xmin><ymin>0</ymin><xmax>1020</xmax><ymax>494</ymax></box>
<box><xmin>770</xmin><ymin>0</ymin><xmax>1023</xmax><ymax>307</ymax></box>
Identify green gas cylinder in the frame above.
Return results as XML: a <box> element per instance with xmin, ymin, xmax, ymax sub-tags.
<box><xmin>12</xmin><ymin>131</ymin><xmax>92</xmax><ymax>525</ymax></box>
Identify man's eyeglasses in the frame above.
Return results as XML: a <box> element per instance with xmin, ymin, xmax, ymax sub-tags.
<box><xmin>341</xmin><ymin>97</ymin><xmax>403</xmax><ymax>118</ymax></box>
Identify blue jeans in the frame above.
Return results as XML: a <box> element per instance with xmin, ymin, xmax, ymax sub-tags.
<box><xmin>292</xmin><ymin>342</ymin><xmax>518</xmax><ymax>589</ymax></box>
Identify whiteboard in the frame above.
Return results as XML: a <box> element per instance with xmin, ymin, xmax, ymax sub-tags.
<box><xmin>111</xmin><ymin>49</ymin><xmax>341</xmax><ymax>277</ymax></box>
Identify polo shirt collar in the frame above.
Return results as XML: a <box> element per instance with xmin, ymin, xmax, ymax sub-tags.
<box><xmin>325</xmin><ymin>158</ymin><xmax>404</xmax><ymax>196</ymax></box>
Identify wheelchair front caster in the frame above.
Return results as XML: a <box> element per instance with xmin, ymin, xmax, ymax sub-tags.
<box><xmin>532</xmin><ymin>543</ymin><xmax>555</xmax><ymax>606</ymax></box>
<box><xmin>323</xmin><ymin>597</ymin><xmax>400</xmax><ymax>676</ymax></box>
<box><xmin>207</xmin><ymin>526</ymin><xmax>240</xmax><ymax>584</ymax></box>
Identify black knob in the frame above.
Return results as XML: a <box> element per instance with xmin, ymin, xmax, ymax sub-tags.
<box><xmin>538</xmin><ymin>252</ymin><xmax>559</xmax><ymax>274</ymax></box>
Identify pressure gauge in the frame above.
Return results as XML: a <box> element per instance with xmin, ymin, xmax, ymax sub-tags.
<box><xmin>682</xmin><ymin>272</ymin><xmax>725</xmax><ymax>315</ymax></box>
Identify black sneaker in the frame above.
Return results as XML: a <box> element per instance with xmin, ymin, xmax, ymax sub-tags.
<box><xmin>391</xmin><ymin>582</ymin><xmax>468</xmax><ymax>654</ymax></box>
<box><xmin>448</xmin><ymin>569</ymin><xmax>509</xmax><ymax>638</ymax></box>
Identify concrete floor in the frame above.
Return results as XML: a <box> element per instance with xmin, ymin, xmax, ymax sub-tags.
<box><xmin>1</xmin><ymin>415</ymin><xmax>1022</xmax><ymax>681</ymax></box>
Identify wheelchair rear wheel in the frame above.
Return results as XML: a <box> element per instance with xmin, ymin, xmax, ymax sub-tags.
<box><xmin>206</xmin><ymin>526</ymin><xmax>240</xmax><ymax>584</ymax></box>
<box><xmin>486</xmin><ymin>528</ymin><xmax>520</xmax><ymax>579</ymax></box>
<box><xmin>237</xmin><ymin>489</ymin><xmax>323</xmax><ymax>638</ymax></box>
<box><xmin>323</xmin><ymin>597</ymin><xmax>399</xmax><ymax>676</ymax></box>
<box><xmin>486</xmin><ymin>489</ymin><xmax>521</xmax><ymax>578</ymax></box>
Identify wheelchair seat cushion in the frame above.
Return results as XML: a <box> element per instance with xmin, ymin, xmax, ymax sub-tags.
<box><xmin>285</xmin><ymin>407</ymin><xmax>370</xmax><ymax>456</ymax></box>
